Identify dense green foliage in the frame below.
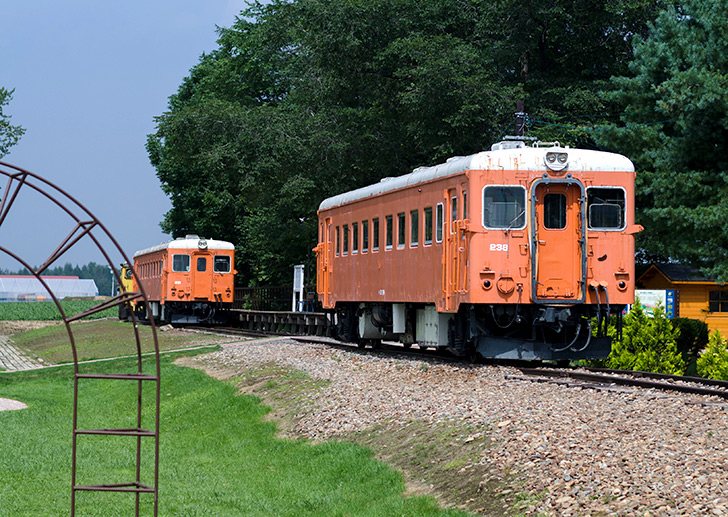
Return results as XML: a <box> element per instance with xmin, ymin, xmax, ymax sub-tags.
<box><xmin>696</xmin><ymin>330</ymin><xmax>728</xmax><ymax>380</ymax></box>
<box><xmin>0</xmin><ymin>86</ymin><xmax>24</xmax><ymax>158</ymax></box>
<box><xmin>598</xmin><ymin>0</ymin><xmax>728</xmax><ymax>280</ymax></box>
<box><xmin>1</xmin><ymin>261</ymin><xmax>115</xmax><ymax>296</ymax></box>
<box><xmin>0</xmin><ymin>300</ymin><xmax>116</xmax><ymax>321</ymax></box>
<box><xmin>148</xmin><ymin>0</ymin><xmax>659</xmax><ymax>285</ymax></box>
<box><xmin>671</xmin><ymin>317</ymin><xmax>710</xmax><ymax>358</ymax></box>
<box><xmin>0</xmin><ymin>354</ymin><xmax>465</xmax><ymax>516</ymax></box>
<box><xmin>606</xmin><ymin>303</ymin><xmax>686</xmax><ymax>374</ymax></box>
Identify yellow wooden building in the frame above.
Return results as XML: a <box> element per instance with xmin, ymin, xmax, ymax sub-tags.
<box><xmin>637</xmin><ymin>263</ymin><xmax>728</xmax><ymax>335</ymax></box>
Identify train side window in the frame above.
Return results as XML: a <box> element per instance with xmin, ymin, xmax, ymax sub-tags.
<box><xmin>385</xmin><ymin>215</ymin><xmax>393</xmax><ymax>249</ymax></box>
<box><xmin>372</xmin><ymin>218</ymin><xmax>379</xmax><ymax>252</ymax></box>
<box><xmin>410</xmin><ymin>209</ymin><xmax>419</xmax><ymax>247</ymax></box>
<box><xmin>172</xmin><ymin>254</ymin><xmax>190</xmax><ymax>272</ymax></box>
<box><xmin>544</xmin><ymin>193</ymin><xmax>567</xmax><ymax>229</ymax></box>
<box><xmin>424</xmin><ymin>206</ymin><xmax>433</xmax><ymax>245</ymax></box>
<box><xmin>214</xmin><ymin>256</ymin><xmax>231</xmax><ymax>273</ymax></box>
<box><xmin>352</xmin><ymin>222</ymin><xmax>359</xmax><ymax>254</ymax></box>
<box><xmin>436</xmin><ymin>203</ymin><xmax>443</xmax><ymax>243</ymax></box>
<box><xmin>197</xmin><ymin>257</ymin><xmax>207</xmax><ymax>272</ymax></box>
<box><xmin>587</xmin><ymin>187</ymin><xmax>626</xmax><ymax>230</ymax></box>
<box><xmin>343</xmin><ymin>224</ymin><xmax>349</xmax><ymax>255</ymax></box>
<box><xmin>335</xmin><ymin>226</ymin><xmax>340</xmax><ymax>256</ymax></box>
<box><xmin>482</xmin><ymin>185</ymin><xmax>527</xmax><ymax>230</ymax></box>
<box><xmin>463</xmin><ymin>191</ymin><xmax>468</xmax><ymax>220</ymax></box>
<box><xmin>397</xmin><ymin>212</ymin><xmax>406</xmax><ymax>248</ymax></box>
<box><xmin>450</xmin><ymin>196</ymin><xmax>458</xmax><ymax>233</ymax></box>
<box><xmin>362</xmin><ymin>220</ymin><xmax>369</xmax><ymax>253</ymax></box>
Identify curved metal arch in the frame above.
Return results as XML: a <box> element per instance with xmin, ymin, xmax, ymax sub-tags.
<box><xmin>0</xmin><ymin>160</ymin><xmax>161</xmax><ymax>516</ymax></box>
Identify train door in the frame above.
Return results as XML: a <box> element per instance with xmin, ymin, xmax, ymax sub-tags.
<box><xmin>317</xmin><ymin>218</ymin><xmax>333</xmax><ymax>307</ymax></box>
<box><xmin>442</xmin><ymin>186</ymin><xmax>468</xmax><ymax>311</ymax></box>
<box><xmin>530</xmin><ymin>179</ymin><xmax>586</xmax><ymax>302</ymax></box>
<box><xmin>192</xmin><ymin>252</ymin><xmax>213</xmax><ymax>299</ymax></box>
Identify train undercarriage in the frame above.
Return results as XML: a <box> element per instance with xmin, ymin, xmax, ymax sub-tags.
<box><xmin>121</xmin><ymin>300</ymin><xmax>231</xmax><ymax>325</ymax></box>
<box><xmin>333</xmin><ymin>301</ymin><xmax>622</xmax><ymax>361</ymax></box>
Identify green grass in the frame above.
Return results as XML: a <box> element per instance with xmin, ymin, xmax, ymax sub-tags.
<box><xmin>11</xmin><ymin>320</ymin><xmax>219</xmax><ymax>364</ymax></box>
<box><xmin>0</xmin><ymin>300</ymin><xmax>117</xmax><ymax>321</ymax></box>
<box><xmin>0</xmin><ymin>352</ymin><xmax>469</xmax><ymax>516</ymax></box>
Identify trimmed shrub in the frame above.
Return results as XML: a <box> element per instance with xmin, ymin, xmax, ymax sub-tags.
<box><xmin>672</xmin><ymin>317</ymin><xmax>709</xmax><ymax>357</ymax></box>
<box><xmin>606</xmin><ymin>302</ymin><xmax>686</xmax><ymax>374</ymax></box>
<box><xmin>696</xmin><ymin>331</ymin><xmax>728</xmax><ymax>381</ymax></box>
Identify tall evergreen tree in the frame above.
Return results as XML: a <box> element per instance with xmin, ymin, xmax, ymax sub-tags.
<box><xmin>598</xmin><ymin>0</ymin><xmax>728</xmax><ymax>280</ymax></box>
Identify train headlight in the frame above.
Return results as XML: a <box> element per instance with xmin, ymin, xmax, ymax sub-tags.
<box><xmin>198</xmin><ymin>239</ymin><xmax>208</xmax><ymax>250</ymax></box>
<box><xmin>545</xmin><ymin>151</ymin><xmax>569</xmax><ymax>172</ymax></box>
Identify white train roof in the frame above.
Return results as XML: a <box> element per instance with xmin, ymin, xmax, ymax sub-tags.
<box><xmin>318</xmin><ymin>142</ymin><xmax>634</xmax><ymax>211</ymax></box>
<box><xmin>133</xmin><ymin>235</ymin><xmax>235</xmax><ymax>257</ymax></box>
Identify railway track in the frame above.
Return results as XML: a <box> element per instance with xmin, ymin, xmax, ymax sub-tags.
<box><xmin>178</xmin><ymin>321</ymin><xmax>728</xmax><ymax>403</ymax></box>
<box><xmin>511</xmin><ymin>366</ymin><xmax>728</xmax><ymax>402</ymax></box>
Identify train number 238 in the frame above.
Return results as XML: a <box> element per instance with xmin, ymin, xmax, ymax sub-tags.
<box><xmin>489</xmin><ymin>244</ymin><xmax>509</xmax><ymax>252</ymax></box>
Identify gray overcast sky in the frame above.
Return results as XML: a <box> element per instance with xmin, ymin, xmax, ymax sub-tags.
<box><xmin>0</xmin><ymin>1</ymin><xmax>252</xmax><ymax>271</ymax></box>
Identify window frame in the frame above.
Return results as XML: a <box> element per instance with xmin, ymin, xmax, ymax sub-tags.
<box><xmin>482</xmin><ymin>185</ymin><xmax>527</xmax><ymax>231</ymax></box>
<box><xmin>397</xmin><ymin>212</ymin><xmax>406</xmax><ymax>249</ymax></box>
<box><xmin>352</xmin><ymin>222</ymin><xmax>359</xmax><ymax>254</ymax></box>
<box><xmin>436</xmin><ymin>203</ymin><xmax>444</xmax><ymax>243</ymax></box>
<box><xmin>362</xmin><ymin>220</ymin><xmax>369</xmax><ymax>253</ymax></box>
<box><xmin>343</xmin><ymin>224</ymin><xmax>349</xmax><ymax>255</ymax></box>
<box><xmin>410</xmin><ymin>209</ymin><xmax>419</xmax><ymax>247</ymax></box>
<box><xmin>586</xmin><ymin>186</ymin><xmax>627</xmax><ymax>231</ymax></box>
<box><xmin>385</xmin><ymin>215</ymin><xmax>393</xmax><ymax>250</ymax></box>
<box><xmin>213</xmin><ymin>255</ymin><xmax>231</xmax><ymax>273</ymax></box>
<box><xmin>372</xmin><ymin>218</ymin><xmax>380</xmax><ymax>252</ymax></box>
<box><xmin>424</xmin><ymin>206</ymin><xmax>433</xmax><ymax>246</ymax></box>
<box><xmin>172</xmin><ymin>254</ymin><xmax>191</xmax><ymax>273</ymax></box>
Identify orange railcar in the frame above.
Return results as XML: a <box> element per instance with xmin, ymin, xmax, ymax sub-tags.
<box><xmin>316</xmin><ymin>140</ymin><xmax>641</xmax><ymax>360</ymax></box>
<box><xmin>130</xmin><ymin>235</ymin><xmax>236</xmax><ymax>324</ymax></box>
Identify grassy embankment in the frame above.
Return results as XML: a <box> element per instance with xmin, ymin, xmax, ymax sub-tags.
<box><xmin>1</xmin><ymin>308</ymin><xmax>474</xmax><ymax>516</ymax></box>
<box><xmin>0</xmin><ymin>349</ymin><xmax>469</xmax><ymax>516</ymax></box>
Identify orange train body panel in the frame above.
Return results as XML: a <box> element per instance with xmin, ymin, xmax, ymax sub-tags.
<box><xmin>316</xmin><ymin>142</ymin><xmax>640</xmax><ymax>360</ymax></box>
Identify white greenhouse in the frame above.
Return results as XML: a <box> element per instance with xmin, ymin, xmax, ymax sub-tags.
<box><xmin>0</xmin><ymin>275</ymin><xmax>98</xmax><ymax>302</ymax></box>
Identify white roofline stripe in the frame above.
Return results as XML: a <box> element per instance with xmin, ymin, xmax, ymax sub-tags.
<box><xmin>318</xmin><ymin>146</ymin><xmax>634</xmax><ymax>211</ymax></box>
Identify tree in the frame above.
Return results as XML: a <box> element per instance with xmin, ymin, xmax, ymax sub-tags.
<box><xmin>597</xmin><ymin>0</ymin><xmax>728</xmax><ymax>280</ymax></box>
<box><xmin>148</xmin><ymin>0</ymin><xmax>661</xmax><ymax>285</ymax></box>
<box><xmin>0</xmin><ymin>87</ymin><xmax>25</xmax><ymax>158</ymax></box>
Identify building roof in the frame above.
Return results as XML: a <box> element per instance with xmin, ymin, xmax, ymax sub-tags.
<box><xmin>639</xmin><ymin>263</ymin><xmax>716</xmax><ymax>284</ymax></box>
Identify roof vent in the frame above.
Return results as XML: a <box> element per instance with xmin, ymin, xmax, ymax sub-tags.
<box><xmin>185</xmin><ymin>234</ymin><xmax>199</xmax><ymax>239</ymax></box>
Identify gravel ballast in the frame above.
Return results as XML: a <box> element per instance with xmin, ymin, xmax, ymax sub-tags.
<box><xmin>195</xmin><ymin>337</ymin><xmax>728</xmax><ymax>516</ymax></box>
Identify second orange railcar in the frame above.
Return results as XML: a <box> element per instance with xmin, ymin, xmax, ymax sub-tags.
<box><xmin>129</xmin><ymin>235</ymin><xmax>236</xmax><ymax>324</ymax></box>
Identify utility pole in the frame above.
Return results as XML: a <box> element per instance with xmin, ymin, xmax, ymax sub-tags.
<box><xmin>515</xmin><ymin>100</ymin><xmax>526</xmax><ymax>137</ymax></box>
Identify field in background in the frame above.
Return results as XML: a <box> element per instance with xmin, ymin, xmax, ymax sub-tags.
<box><xmin>0</xmin><ymin>300</ymin><xmax>117</xmax><ymax>321</ymax></box>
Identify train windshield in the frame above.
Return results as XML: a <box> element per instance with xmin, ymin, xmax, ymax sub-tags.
<box><xmin>587</xmin><ymin>187</ymin><xmax>625</xmax><ymax>230</ymax></box>
<box><xmin>172</xmin><ymin>254</ymin><xmax>190</xmax><ymax>272</ymax></box>
<box><xmin>482</xmin><ymin>186</ymin><xmax>526</xmax><ymax>230</ymax></box>
<box><xmin>214</xmin><ymin>256</ymin><xmax>231</xmax><ymax>273</ymax></box>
